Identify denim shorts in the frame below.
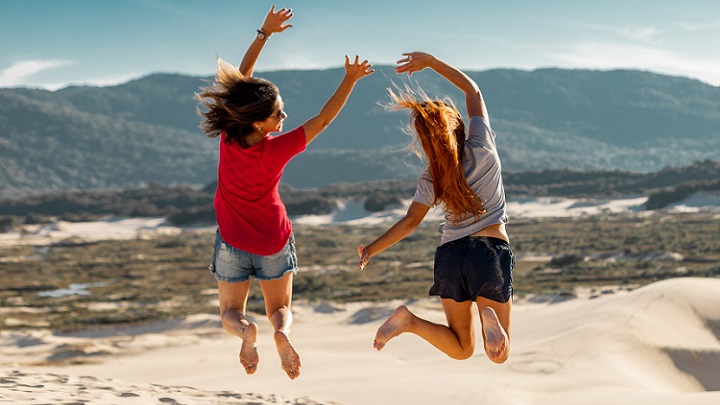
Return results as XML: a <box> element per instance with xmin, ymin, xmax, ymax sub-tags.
<box><xmin>209</xmin><ymin>229</ymin><xmax>299</xmax><ymax>283</ymax></box>
<box><xmin>429</xmin><ymin>236</ymin><xmax>514</xmax><ymax>303</ymax></box>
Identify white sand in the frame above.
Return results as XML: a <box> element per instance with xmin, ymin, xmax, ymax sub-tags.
<box><xmin>2</xmin><ymin>195</ymin><xmax>720</xmax><ymax>403</ymax></box>
<box><xmin>293</xmin><ymin>196</ymin><xmax>654</xmax><ymax>226</ymax></box>
<box><xmin>2</xmin><ymin>278</ymin><xmax>720</xmax><ymax>404</ymax></box>
<box><xmin>0</xmin><ymin>217</ymin><xmax>189</xmax><ymax>247</ymax></box>
<box><xmin>1</xmin><ymin>195</ymin><xmax>715</xmax><ymax>245</ymax></box>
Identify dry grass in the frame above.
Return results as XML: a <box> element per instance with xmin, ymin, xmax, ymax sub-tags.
<box><xmin>1</xmin><ymin>212</ymin><xmax>718</xmax><ymax>332</ymax></box>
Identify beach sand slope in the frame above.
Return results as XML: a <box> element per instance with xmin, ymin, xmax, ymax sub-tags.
<box><xmin>1</xmin><ymin>277</ymin><xmax>719</xmax><ymax>404</ymax></box>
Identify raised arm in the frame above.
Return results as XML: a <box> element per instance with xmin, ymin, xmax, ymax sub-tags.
<box><xmin>395</xmin><ymin>52</ymin><xmax>488</xmax><ymax>123</ymax></box>
<box><xmin>301</xmin><ymin>55</ymin><xmax>374</xmax><ymax>145</ymax></box>
<box><xmin>238</xmin><ymin>5</ymin><xmax>293</xmax><ymax>77</ymax></box>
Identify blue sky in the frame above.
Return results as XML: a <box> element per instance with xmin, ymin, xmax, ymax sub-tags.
<box><xmin>2</xmin><ymin>0</ymin><xmax>719</xmax><ymax>90</ymax></box>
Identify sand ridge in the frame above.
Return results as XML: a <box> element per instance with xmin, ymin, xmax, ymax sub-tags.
<box><xmin>1</xmin><ymin>278</ymin><xmax>719</xmax><ymax>404</ymax></box>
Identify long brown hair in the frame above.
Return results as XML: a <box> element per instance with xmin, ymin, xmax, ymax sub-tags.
<box><xmin>388</xmin><ymin>86</ymin><xmax>486</xmax><ymax>222</ymax></box>
<box><xmin>196</xmin><ymin>59</ymin><xmax>278</xmax><ymax>148</ymax></box>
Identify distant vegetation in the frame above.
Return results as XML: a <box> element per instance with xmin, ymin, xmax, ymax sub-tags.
<box><xmin>2</xmin><ymin>213</ymin><xmax>718</xmax><ymax>332</ymax></box>
<box><xmin>1</xmin><ymin>67</ymin><xmax>719</xmax><ymax>197</ymax></box>
<box><xmin>0</xmin><ymin>160</ymin><xmax>717</xmax><ymax>227</ymax></box>
<box><xmin>644</xmin><ymin>179</ymin><xmax>720</xmax><ymax>210</ymax></box>
<box><xmin>504</xmin><ymin>159</ymin><xmax>720</xmax><ymax>197</ymax></box>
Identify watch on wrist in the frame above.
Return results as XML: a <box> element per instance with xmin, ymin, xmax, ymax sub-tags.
<box><xmin>256</xmin><ymin>29</ymin><xmax>269</xmax><ymax>41</ymax></box>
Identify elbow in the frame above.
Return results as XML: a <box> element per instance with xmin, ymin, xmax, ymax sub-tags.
<box><xmin>403</xmin><ymin>215</ymin><xmax>423</xmax><ymax>231</ymax></box>
<box><xmin>317</xmin><ymin>119</ymin><xmax>333</xmax><ymax>133</ymax></box>
<box><xmin>308</xmin><ymin>116</ymin><xmax>333</xmax><ymax>136</ymax></box>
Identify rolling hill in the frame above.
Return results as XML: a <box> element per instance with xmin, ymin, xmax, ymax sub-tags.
<box><xmin>1</xmin><ymin>67</ymin><xmax>719</xmax><ymax>198</ymax></box>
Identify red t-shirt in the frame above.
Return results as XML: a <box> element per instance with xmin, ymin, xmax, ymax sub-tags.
<box><xmin>214</xmin><ymin>127</ymin><xmax>306</xmax><ymax>255</ymax></box>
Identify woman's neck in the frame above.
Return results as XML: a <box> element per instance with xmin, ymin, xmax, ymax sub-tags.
<box><xmin>245</xmin><ymin>132</ymin><xmax>266</xmax><ymax>146</ymax></box>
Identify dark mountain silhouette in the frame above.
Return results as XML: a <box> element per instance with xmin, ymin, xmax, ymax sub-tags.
<box><xmin>1</xmin><ymin>67</ymin><xmax>719</xmax><ymax>198</ymax></box>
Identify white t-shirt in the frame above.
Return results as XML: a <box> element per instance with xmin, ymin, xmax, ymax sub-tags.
<box><xmin>413</xmin><ymin>116</ymin><xmax>508</xmax><ymax>245</ymax></box>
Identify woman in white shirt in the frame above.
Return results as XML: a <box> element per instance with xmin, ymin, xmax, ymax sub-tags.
<box><xmin>358</xmin><ymin>52</ymin><xmax>513</xmax><ymax>364</ymax></box>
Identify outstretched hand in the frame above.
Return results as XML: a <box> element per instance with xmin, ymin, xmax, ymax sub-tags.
<box><xmin>395</xmin><ymin>52</ymin><xmax>435</xmax><ymax>76</ymax></box>
<box><xmin>358</xmin><ymin>244</ymin><xmax>370</xmax><ymax>271</ymax></box>
<box><xmin>345</xmin><ymin>55</ymin><xmax>375</xmax><ymax>81</ymax></box>
<box><xmin>261</xmin><ymin>5</ymin><xmax>294</xmax><ymax>35</ymax></box>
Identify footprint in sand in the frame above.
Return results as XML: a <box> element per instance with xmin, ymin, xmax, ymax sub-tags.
<box><xmin>508</xmin><ymin>358</ymin><xmax>564</xmax><ymax>374</ymax></box>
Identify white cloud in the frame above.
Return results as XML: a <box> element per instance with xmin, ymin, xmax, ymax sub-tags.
<box><xmin>677</xmin><ymin>19</ymin><xmax>720</xmax><ymax>32</ymax></box>
<box><xmin>564</xmin><ymin>21</ymin><xmax>663</xmax><ymax>44</ymax></box>
<box><xmin>40</xmin><ymin>73</ymin><xmax>149</xmax><ymax>91</ymax></box>
<box><xmin>0</xmin><ymin>60</ymin><xmax>148</xmax><ymax>90</ymax></box>
<box><xmin>0</xmin><ymin>59</ymin><xmax>74</xmax><ymax>87</ymax></box>
<box><xmin>551</xmin><ymin>42</ymin><xmax>720</xmax><ymax>85</ymax></box>
<box><xmin>615</xmin><ymin>26</ymin><xmax>662</xmax><ymax>42</ymax></box>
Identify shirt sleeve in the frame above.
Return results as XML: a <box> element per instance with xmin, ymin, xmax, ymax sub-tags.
<box><xmin>412</xmin><ymin>165</ymin><xmax>436</xmax><ymax>207</ymax></box>
<box><xmin>466</xmin><ymin>116</ymin><xmax>497</xmax><ymax>150</ymax></box>
<box><xmin>269</xmin><ymin>126</ymin><xmax>307</xmax><ymax>163</ymax></box>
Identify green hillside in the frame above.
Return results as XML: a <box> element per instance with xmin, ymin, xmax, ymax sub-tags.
<box><xmin>1</xmin><ymin>67</ymin><xmax>719</xmax><ymax>197</ymax></box>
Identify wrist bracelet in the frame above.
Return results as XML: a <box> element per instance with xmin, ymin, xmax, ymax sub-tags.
<box><xmin>256</xmin><ymin>29</ymin><xmax>270</xmax><ymax>40</ymax></box>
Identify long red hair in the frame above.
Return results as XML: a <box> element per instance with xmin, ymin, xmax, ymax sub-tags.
<box><xmin>388</xmin><ymin>86</ymin><xmax>486</xmax><ymax>222</ymax></box>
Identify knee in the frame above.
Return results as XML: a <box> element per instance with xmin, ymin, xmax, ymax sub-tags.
<box><xmin>219</xmin><ymin>309</ymin><xmax>246</xmax><ymax>334</ymax></box>
<box><xmin>219</xmin><ymin>308</ymin><xmax>235</xmax><ymax>322</ymax></box>
<box><xmin>220</xmin><ymin>314</ymin><xmax>234</xmax><ymax>333</ymax></box>
<box><xmin>265</xmin><ymin>304</ymin><xmax>291</xmax><ymax>319</ymax></box>
<box><xmin>220</xmin><ymin>309</ymin><xmax>239</xmax><ymax>321</ymax></box>
<box><xmin>449</xmin><ymin>345</ymin><xmax>475</xmax><ymax>360</ymax></box>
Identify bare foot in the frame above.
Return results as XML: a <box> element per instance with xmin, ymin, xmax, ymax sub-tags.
<box><xmin>274</xmin><ymin>331</ymin><xmax>301</xmax><ymax>380</ymax></box>
<box><xmin>480</xmin><ymin>307</ymin><xmax>509</xmax><ymax>364</ymax></box>
<box><xmin>239</xmin><ymin>322</ymin><xmax>259</xmax><ymax>374</ymax></box>
<box><xmin>374</xmin><ymin>305</ymin><xmax>412</xmax><ymax>351</ymax></box>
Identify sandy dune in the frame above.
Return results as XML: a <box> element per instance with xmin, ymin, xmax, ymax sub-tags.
<box><xmin>2</xmin><ymin>198</ymin><xmax>719</xmax><ymax>403</ymax></box>
<box><xmin>2</xmin><ymin>278</ymin><xmax>719</xmax><ymax>404</ymax></box>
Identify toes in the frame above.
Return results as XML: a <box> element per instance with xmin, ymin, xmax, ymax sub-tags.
<box><xmin>242</xmin><ymin>363</ymin><xmax>257</xmax><ymax>375</ymax></box>
<box><xmin>285</xmin><ymin>367</ymin><xmax>300</xmax><ymax>379</ymax></box>
<box><xmin>239</xmin><ymin>345</ymin><xmax>259</xmax><ymax>375</ymax></box>
<box><xmin>283</xmin><ymin>359</ymin><xmax>301</xmax><ymax>379</ymax></box>
<box><xmin>239</xmin><ymin>355</ymin><xmax>258</xmax><ymax>375</ymax></box>
<box><xmin>284</xmin><ymin>359</ymin><xmax>301</xmax><ymax>379</ymax></box>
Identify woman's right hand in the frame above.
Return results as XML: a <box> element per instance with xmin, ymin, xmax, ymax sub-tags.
<box><xmin>260</xmin><ymin>5</ymin><xmax>294</xmax><ymax>35</ymax></box>
<box><xmin>344</xmin><ymin>55</ymin><xmax>375</xmax><ymax>82</ymax></box>
<box><xmin>395</xmin><ymin>52</ymin><xmax>435</xmax><ymax>76</ymax></box>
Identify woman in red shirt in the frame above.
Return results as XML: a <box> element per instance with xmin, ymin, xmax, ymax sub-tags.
<box><xmin>197</xmin><ymin>6</ymin><xmax>373</xmax><ymax>380</ymax></box>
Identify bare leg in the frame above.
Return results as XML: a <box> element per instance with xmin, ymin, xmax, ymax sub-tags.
<box><xmin>259</xmin><ymin>272</ymin><xmax>301</xmax><ymax>379</ymax></box>
<box><xmin>374</xmin><ymin>300</ymin><xmax>476</xmax><ymax>360</ymax></box>
<box><xmin>217</xmin><ymin>280</ymin><xmax>259</xmax><ymax>374</ymax></box>
<box><xmin>477</xmin><ymin>296</ymin><xmax>511</xmax><ymax>364</ymax></box>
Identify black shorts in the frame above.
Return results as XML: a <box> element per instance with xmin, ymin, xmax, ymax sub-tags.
<box><xmin>429</xmin><ymin>236</ymin><xmax>514</xmax><ymax>303</ymax></box>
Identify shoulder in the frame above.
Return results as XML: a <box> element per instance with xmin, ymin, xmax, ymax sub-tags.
<box><xmin>267</xmin><ymin>126</ymin><xmax>307</xmax><ymax>156</ymax></box>
<box><xmin>468</xmin><ymin>116</ymin><xmax>492</xmax><ymax>136</ymax></box>
<box><xmin>271</xmin><ymin>126</ymin><xmax>306</xmax><ymax>141</ymax></box>
<box><xmin>413</xmin><ymin>165</ymin><xmax>435</xmax><ymax>207</ymax></box>
<box><xmin>467</xmin><ymin>116</ymin><xmax>496</xmax><ymax>148</ymax></box>
<box><xmin>269</xmin><ymin>126</ymin><xmax>306</xmax><ymax>146</ymax></box>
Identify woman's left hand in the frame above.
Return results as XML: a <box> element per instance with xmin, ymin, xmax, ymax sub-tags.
<box><xmin>358</xmin><ymin>244</ymin><xmax>371</xmax><ymax>271</ymax></box>
<box><xmin>260</xmin><ymin>5</ymin><xmax>294</xmax><ymax>35</ymax></box>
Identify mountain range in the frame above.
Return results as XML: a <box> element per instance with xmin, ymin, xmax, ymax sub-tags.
<box><xmin>1</xmin><ymin>66</ymin><xmax>719</xmax><ymax>198</ymax></box>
